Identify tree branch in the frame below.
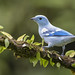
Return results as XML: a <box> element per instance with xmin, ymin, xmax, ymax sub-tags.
<box><xmin>0</xmin><ymin>35</ymin><xmax>75</xmax><ymax>71</ymax></box>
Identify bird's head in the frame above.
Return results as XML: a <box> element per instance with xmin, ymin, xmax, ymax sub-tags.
<box><xmin>31</xmin><ymin>15</ymin><xmax>50</xmax><ymax>26</ymax></box>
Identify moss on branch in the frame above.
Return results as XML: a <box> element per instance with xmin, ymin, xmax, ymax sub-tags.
<box><xmin>0</xmin><ymin>35</ymin><xmax>75</xmax><ymax>71</ymax></box>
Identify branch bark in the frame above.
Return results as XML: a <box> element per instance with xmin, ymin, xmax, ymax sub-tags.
<box><xmin>0</xmin><ymin>36</ymin><xmax>75</xmax><ymax>71</ymax></box>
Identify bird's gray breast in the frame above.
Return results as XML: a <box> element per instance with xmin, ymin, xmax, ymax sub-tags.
<box><xmin>44</xmin><ymin>36</ymin><xmax>75</xmax><ymax>46</ymax></box>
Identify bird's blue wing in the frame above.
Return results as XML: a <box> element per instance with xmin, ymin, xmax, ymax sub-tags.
<box><xmin>43</xmin><ymin>30</ymin><xmax>73</xmax><ymax>37</ymax></box>
<box><xmin>53</xmin><ymin>30</ymin><xmax>73</xmax><ymax>36</ymax></box>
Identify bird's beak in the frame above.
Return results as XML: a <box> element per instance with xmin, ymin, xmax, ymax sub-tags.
<box><xmin>31</xmin><ymin>17</ymin><xmax>35</xmax><ymax>20</ymax></box>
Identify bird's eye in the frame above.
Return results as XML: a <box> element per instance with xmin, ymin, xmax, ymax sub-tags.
<box><xmin>39</xmin><ymin>18</ymin><xmax>42</xmax><ymax>20</ymax></box>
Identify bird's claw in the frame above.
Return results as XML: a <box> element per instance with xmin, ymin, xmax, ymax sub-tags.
<box><xmin>40</xmin><ymin>47</ymin><xmax>45</xmax><ymax>51</ymax></box>
<box><xmin>61</xmin><ymin>53</ymin><xmax>64</xmax><ymax>56</ymax></box>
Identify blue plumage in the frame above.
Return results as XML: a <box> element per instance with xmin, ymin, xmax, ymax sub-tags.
<box><xmin>31</xmin><ymin>15</ymin><xmax>75</xmax><ymax>55</ymax></box>
<box><xmin>43</xmin><ymin>30</ymin><xmax>73</xmax><ymax>37</ymax></box>
<box><xmin>54</xmin><ymin>30</ymin><xmax>72</xmax><ymax>36</ymax></box>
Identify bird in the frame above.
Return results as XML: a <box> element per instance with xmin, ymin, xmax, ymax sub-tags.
<box><xmin>31</xmin><ymin>15</ymin><xmax>75</xmax><ymax>55</ymax></box>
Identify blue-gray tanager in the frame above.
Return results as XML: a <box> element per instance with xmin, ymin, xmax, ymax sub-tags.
<box><xmin>31</xmin><ymin>15</ymin><xmax>75</xmax><ymax>55</ymax></box>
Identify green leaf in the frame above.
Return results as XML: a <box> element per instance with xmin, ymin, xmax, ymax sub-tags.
<box><xmin>56</xmin><ymin>62</ymin><xmax>61</xmax><ymax>68</ymax></box>
<box><xmin>0</xmin><ymin>46</ymin><xmax>6</xmax><ymax>53</ymax></box>
<box><xmin>70</xmin><ymin>52</ymin><xmax>75</xmax><ymax>57</ymax></box>
<box><xmin>17</xmin><ymin>34</ymin><xmax>26</xmax><ymax>41</ymax></box>
<box><xmin>36</xmin><ymin>52</ymin><xmax>40</xmax><ymax>60</ymax></box>
<box><xmin>47</xmin><ymin>54</ymin><xmax>51</xmax><ymax>58</ymax></box>
<box><xmin>65</xmin><ymin>50</ymin><xmax>74</xmax><ymax>56</ymax></box>
<box><xmin>26</xmin><ymin>39</ymin><xmax>32</xmax><ymax>44</ymax></box>
<box><xmin>42</xmin><ymin>59</ymin><xmax>49</xmax><ymax>67</ymax></box>
<box><xmin>50</xmin><ymin>58</ymin><xmax>55</xmax><ymax>66</ymax></box>
<box><xmin>26</xmin><ymin>35</ymin><xmax>35</xmax><ymax>44</ymax></box>
<box><xmin>16</xmin><ymin>55</ymin><xmax>21</xmax><ymax>59</ymax></box>
<box><xmin>1</xmin><ymin>31</ymin><xmax>13</xmax><ymax>39</ymax></box>
<box><xmin>40</xmin><ymin>58</ymin><xmax>43</xmax><ymax>66</ymax></box>
<box><xmin>30</xmin><ymin>35</ymin><xmax>35</xmax><ymax>43</ymax></box>
<box><xmin>42</xmin><ymin>38</ymin><xmax>44</xmax><ymax>46</ymax></box>
<box><xmin>24</xmin><ymin>35</ymin><xmax>29</xmax><ymax>41</ymax></box>
<box><xmin>33</xmin><ymin>42</ymin><xmax>41</xmax><ymax>46</ymax></box>
<box><xmin>72</xmin><ymin>63</ymin><xmax>75</xmax><ymax>68</ymax></box>
<box><xmin>4</xmin><ymin>38</ymin><xmax>9</xmax><ymax>48</ymax></box>
<box><xmin>0</xmin><ymin>25</ymin><xmax>4</xmax><ymax>29</ymax></box>
<box><xmin>40</xmin><ymin>58</ymin><xmax>49</xmax><ymax>67</ymax></box>
<box><xmin>65</xmin><ymin>50</ymin><xmax>75</xmax><ymax>57</ymax></box>
<box><xmin>29</xmin><ymin>57</ymin><xmax>38</xmax><ymax>67</ymax></box>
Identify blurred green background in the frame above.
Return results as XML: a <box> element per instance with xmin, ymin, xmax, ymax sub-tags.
<box><xmin>0</xmin><ymin>0</ymin><xmax>75</xmax><ymax>75</ymax></box>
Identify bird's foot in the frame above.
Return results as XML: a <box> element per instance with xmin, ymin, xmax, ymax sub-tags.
<box><xmin>40</xmin><ymin>46</ymin><xmax>48</xmax><ymax>51</ymax></box>
<box><xmin>61</xmin><ymin>54</ymin><xmax>64</xmax><ymax>56</ymax></box>
<box><xmin>40</xmin><ymin>46</ymin><xmax>45</xmax><ymax>51</ymax></box>
<box><xmin>61</xmin><ymin>53</ymin><xmax>65</xmax><ymax>56</ymax></box>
